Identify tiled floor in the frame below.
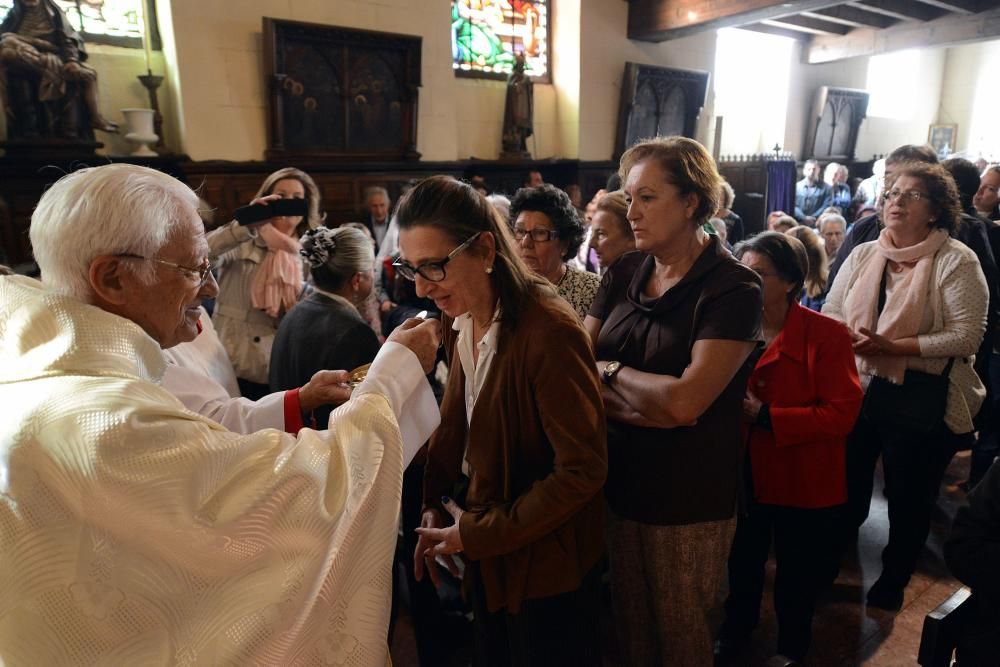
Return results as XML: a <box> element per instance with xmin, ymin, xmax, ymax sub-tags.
<box><xmin>390</xmin><ymin>452</ymin><xmax>973</xmax><ymax>666</ymax></box>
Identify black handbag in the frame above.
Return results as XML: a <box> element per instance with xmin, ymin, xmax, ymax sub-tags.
<box><xmin>861</xmin><ymin>266</ymin><xmax>954</xmax><ymax>432</ymax></box>
<box><xmin>862</xmin><ymin>359</ymin><xmax>954</xmax><ymax>432</ymax></box>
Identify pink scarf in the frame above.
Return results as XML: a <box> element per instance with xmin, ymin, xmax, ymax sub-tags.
<box><xmin>250</xmin><ymin>223</ymin><xmax>303</xmax><ymax>318</ymax></box>
<box><xmin>843</xmin><ymin>227</ymin><xmax>949</xmax><ymax>383</ymax></box>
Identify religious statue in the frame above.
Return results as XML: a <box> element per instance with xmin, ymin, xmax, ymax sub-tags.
<box><xmin>0</xmin><ymin>0</ymin><xmax>118</xmax><ymax>147</ymax></box>
<box><xmin>501</xmin><ymin>52</ymin><xmax>532</xmax><ymax>159</ymax></box>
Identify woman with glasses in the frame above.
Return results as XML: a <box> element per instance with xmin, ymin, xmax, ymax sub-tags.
<box><xmin>510</xmin><ymin>184</ymin><xmax>601</xmax><ymax>320</ymax></box>
<box><xmin>824</xmin><ymin>162</ymin><xmax>989</xmax><ymax>610</ymax></box>
<box><xmin>210</xmin><ymin>167</ymin><xmax>324</xmax><ymax>399</ymax></box>
<box><xmin>398</xmin><ymin>176</ymin><xmax>608</xmax><ymax>666</ymax></box>
<box><xmin>269</xmin><ymin>226</ymin><xmax>379</xmax><ymax>427</ymax></box>
<box><xmin>584</xmin><ymin>137</ymin><xmax>762</xmax><ymax>667</ymax></box>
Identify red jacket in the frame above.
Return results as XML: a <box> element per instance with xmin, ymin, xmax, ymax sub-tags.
<box><xmin>745</xmin><ymin>301</ymin><xmax>863</xmax><ymax>508</ymax></box>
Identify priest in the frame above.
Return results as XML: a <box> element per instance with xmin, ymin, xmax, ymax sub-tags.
<box><xmin>0</xmin><ymin>163</ymin><xmax>441</xmax><ymax>665</ymax></box>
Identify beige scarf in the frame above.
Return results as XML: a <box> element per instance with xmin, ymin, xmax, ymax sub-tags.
<box><xmin>843</xmin><ymin>227</ymin><xmax>949</xmax><ymax>384</ymax></box>
<box><xmin>250</xmin><ymin>223</ymin><xmax>303</xmax><ymax>318</ymax></box>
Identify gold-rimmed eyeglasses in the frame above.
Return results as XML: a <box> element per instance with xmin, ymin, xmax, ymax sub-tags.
<box><xmin>117</xmin><ymin>253</ymin><xmax>215</xmax><ymax>285</ymax></box>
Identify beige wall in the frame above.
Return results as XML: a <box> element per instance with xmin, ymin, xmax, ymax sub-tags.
<box><xmin>161</xmin><ymin>0</ymin><xmax>573</xmax><ymax>161</ymax></box>
<box><xmin>578</xmin><ymin>0</ymin><xmax>718</xmax><ymax>161</ymax></box>
<box><xmin>784</xmin><ymin>45</ymin><xmax>946</xmax><ymax>162</ymax></box>
<box><xmin>7</xmin><ymin>0</ymin><xmax>976</xmax><ymax>165</ymax></box>
<box><xmin>938</xmin><ymin>40</ymin><xmax>1000</xmax><ymax>160</ymax></box>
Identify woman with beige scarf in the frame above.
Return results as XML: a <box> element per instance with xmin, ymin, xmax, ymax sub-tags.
<box><xmin>210</xmin><ymin>167</ymin><xmax>323</xmax><ymax>398</ymax></box>
<box><xmin>824</xmin><ymin>162</ymin><xmax>989</xmax><ymax>611</ymax></box>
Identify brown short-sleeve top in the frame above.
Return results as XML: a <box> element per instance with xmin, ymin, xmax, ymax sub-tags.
<box><xmin>589</xmin><ymin>237</ymin><xmax>763</xmax><ymax>525</ymax></box>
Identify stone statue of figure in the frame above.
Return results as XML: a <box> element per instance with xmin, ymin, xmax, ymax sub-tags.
<box><xmin>0</xmin><ymin>0</ymin><xmax>118</xmax><ymax>142</ymax></box>
<box><xmin>501</xmin><ymin>52</ymin><xmax>533</xmax><ymax>158</ymax></box>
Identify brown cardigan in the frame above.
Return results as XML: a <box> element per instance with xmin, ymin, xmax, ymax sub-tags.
<box><xmin>423</xmin><ymin>289</ymin><xmax>608</xmax><ymax>613</ymax></box>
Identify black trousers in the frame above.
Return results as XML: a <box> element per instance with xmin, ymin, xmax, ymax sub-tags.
<box><xmin>723</xmin><ymin>503</ymin><xmax>841</xmax><ymax>661</ymax></box>
<box><xmin>844</xmin><ymin>411</ymin><xmax>966</xmax><ymax>586</ymax></box>
<box><xmin>468</xmin><ymin>561</ymin><xmax>602</xmax><ymax>667</ymax></box>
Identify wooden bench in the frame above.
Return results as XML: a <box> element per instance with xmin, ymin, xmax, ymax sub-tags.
<box><xmin>918</xmin><ymin>587</ymin><xmax>973</xmax><ymax>667</ymax></box>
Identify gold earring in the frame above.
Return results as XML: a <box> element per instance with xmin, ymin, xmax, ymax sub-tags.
<box><xmin>485</xmin><ymin>266</ymin><xmax>493</xmax><ymax>274</ymax></box>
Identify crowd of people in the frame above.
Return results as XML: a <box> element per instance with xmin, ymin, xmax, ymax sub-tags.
<box><xmin>1</xmin><ymin>135</ymin><xmax>998</xmax><ymax>667</ymax></box>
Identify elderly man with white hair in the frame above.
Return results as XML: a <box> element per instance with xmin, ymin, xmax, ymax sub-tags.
<box><xmin>817</xmin><ymin>212</ymin><xmax>847</xmax><ymax>261</ymax></box>
<box><xmin>0</xmin><ymin>163</ymin><xmax>441</xmax><ymax>665</ymax></box>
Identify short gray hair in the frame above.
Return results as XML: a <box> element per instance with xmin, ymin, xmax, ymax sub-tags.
<box><xmin>818</xmin><ymin>213</ymin><xmax>847</xmax><ymax>232</ymax></box>
<box><xmin>30</xmin><ymin>164</ymin><xmax>199</xmax><ymax>301</ymax></box>
<box><xmin>364</xmin><ymin>186</ymin><xmax>390</xmax><ymax>204</ymax></box>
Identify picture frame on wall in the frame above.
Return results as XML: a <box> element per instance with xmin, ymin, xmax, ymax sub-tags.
<box><xmin>928</xmin><ymin>124</ymin><xmax>957</xmax><ymax>156</ymax></box>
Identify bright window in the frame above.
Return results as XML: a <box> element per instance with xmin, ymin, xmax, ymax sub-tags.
<box><xmin>451</xmin><ymin>0</ymin><xmax>549</xmax><ymax>81</ymax></box>
<box><xmin>0</xmin><ymin>0</ymin><xmax>156</xmax><ymax>49</ymax></box>
<box><xmin>866</xmin><ymin>49</ymin><xmax>919</xmax><ymax>119</ymax></box>
<box><xmin>713</xmin><ymin>28</ymin><xmax>795</xmax><ymax>155</ymax></box>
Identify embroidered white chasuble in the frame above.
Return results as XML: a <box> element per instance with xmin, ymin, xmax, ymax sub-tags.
<box><xmin>0</xmin><ymin>276</ymin><xmax>416</xmax><ymax>666</ymax></box>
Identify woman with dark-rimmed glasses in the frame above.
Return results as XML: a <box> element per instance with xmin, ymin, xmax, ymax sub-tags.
<box><xmin>395</xmin><ymin>175</ymin><xmax>608</xmax><ymax>666</ymax></box>
<box><xmin>510</xmin><ymin>184</ymin><xmax>601</xmax><ymax>320</ymax></box>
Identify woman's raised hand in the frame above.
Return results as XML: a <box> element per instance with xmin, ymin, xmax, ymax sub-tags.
<box><xmin>413</xmin><ymin>498</ymin><xmax>465</xmax><ymax>587</ymax></box>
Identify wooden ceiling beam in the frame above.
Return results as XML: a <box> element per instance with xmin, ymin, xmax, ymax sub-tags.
<box><xmin>804</xmin><ymin>5</ymin><xmax>898</xmax><ymax>28</ymax></box>
<box><xmin>912</xmin><ymin>0</ymin><xmax>981</xmax><ymax>14</ymax></box>
<box><xmin>627</xmin><ymin>0</ymin><xmax>847</xmax><ymax>41</ymax></box>
<box><xmin>762</xmin><ymin>14</ymin><xmax>855</xmax><ymax>34</ymax></box>
<box><xmin>847</xmin><ymin>0</ymin><xmax>947</xmax><ymax>21</ymax></box>
<box><xmin>740</xmin><ymin>23</ymin><xmax>814</xmax><ymax>41</ymax></box>
<box><xmin>808</xmin><ymin>3</ymin><xmax>1000</xmax><ymax>62</ymax></box>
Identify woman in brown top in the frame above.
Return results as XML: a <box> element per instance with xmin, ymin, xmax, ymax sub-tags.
<box><xmin>585</xmin><ymin>137</ymin><xmax>763</xmax><ymax>667</ymax></box>
<box><xmin>398</xmin><ymin>176</ymin><xmax>608</xmax><ymax>666</ymax></box>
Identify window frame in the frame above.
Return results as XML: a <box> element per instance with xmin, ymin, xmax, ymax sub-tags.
<box><xmin>451</xmin><ymin>0</ymin><xmax>551</xmax><ymax>84</ymax></box>
<box><xmin>0</xmin><ymin>0</ymin><xmax>161</xmax><ymax>51</ymax></box>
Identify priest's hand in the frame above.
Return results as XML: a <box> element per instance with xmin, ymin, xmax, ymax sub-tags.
<box><xmin>387</xmin><ymin>317</ymin><xmax>441</xmax><ymax>374</ymax></box>
<box><xmin>298</xmin><ymin>370</ymin><xmax>352</xmax><ymax>412</ymax></box>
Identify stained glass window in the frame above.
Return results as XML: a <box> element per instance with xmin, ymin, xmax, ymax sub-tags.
<box><xmin>452</xmin><ymin>0</ymin><xmax>549</xmax><ymax>81</ymax></box>
<box><xmin>0</xmin><ymin>0</ymin><xmax>158</xmax><ymax>50</ymax></box>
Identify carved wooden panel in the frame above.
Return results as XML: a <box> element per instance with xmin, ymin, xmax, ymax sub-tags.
<box><xmin>805</xmin><ymin>86</ymin><xmax>868</xmax><ymax>161</ymax></box>
<box><xmin>263</xmin><ymin>19</ymin><xmax>422</xmax><ymax>162</ymax></box>
<box><xmin>616</xmin><ymin>62</ymin><xmax>709</xmax><ymax>159</ymax></box>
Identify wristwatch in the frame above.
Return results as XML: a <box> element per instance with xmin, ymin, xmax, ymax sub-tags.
<box><xmin>602</xmin><ymin>360</ymin><xmax>623</xmax><ymax>385</ymax></box>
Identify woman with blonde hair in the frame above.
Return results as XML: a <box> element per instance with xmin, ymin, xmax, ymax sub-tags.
<box><xmin>589</xmin><ymin>190</ymin><xmax>636</xmax><ymax>272</ymax></box>
<box><xmin>586</xmin><ymin>137</ymin><xmax>762</xmax><ymax>666</ymax></box>
<box><xmin>785</xmin><ymin>226</ymin><xmax>829</xmax><ymax>311</ymax></box>
<box><xmin>210</xmin><ymin>167</ymin><xmax>323</xmax><ymax>397</ymax></box>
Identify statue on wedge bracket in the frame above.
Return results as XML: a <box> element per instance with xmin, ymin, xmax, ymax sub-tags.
<box><xmin>0</xmin><ymin>0</ymin><xmax>118</xmax><ymax>157</ymax></box>
<box><xmin>501</xmin><ymin>52</ymin><xmax>532</xmax><ymax>160</ymax></box>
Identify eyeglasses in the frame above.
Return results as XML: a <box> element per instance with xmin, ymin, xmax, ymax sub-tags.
<box><xmin>393</xmin><ymin>232</ymin><xmax>481</xmax><ymax>282</ymax></box>
<box><xmin>117</xmin><ymin>253</ymin><xmax>215</xmax><ymax>285</ymax></box>
<box><xmin>512</xmin><ymin>227</ymin><xmax>560</xmax><ymax>243</ymax></box>
<box><xmin>881</xmin><ymin>189</ymin><xmax>929</xmax><ymax>204</ymax></box>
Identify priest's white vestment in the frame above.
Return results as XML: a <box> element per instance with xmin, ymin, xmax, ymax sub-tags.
<box><xmin>0</xmin><ymin>275</ymin><xmax>435</xmax><ymax>666</ymax></box>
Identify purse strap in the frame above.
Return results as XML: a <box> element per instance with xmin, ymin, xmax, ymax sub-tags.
<box><xmin>878</xmin><ymin>263</ymin><xmax>955</xmax><ymax>378</ymax></box>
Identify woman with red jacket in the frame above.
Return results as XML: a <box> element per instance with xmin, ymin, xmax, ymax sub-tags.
<box><xmin>718</xmin><ymin>232</ymin><xmax>863</xmax><ymax>664</ymax></box>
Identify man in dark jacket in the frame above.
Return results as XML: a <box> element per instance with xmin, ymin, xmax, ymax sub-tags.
<box><xmin>945</xmin><ymin>461</ymin><xmax>1000</xmax><ymax>665</ymax></box>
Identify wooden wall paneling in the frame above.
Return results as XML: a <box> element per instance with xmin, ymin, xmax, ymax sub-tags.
<box><xmin>0</xmin><ymin>157</ymin><xmax>617</xmax><ymax>267</ymax></box>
